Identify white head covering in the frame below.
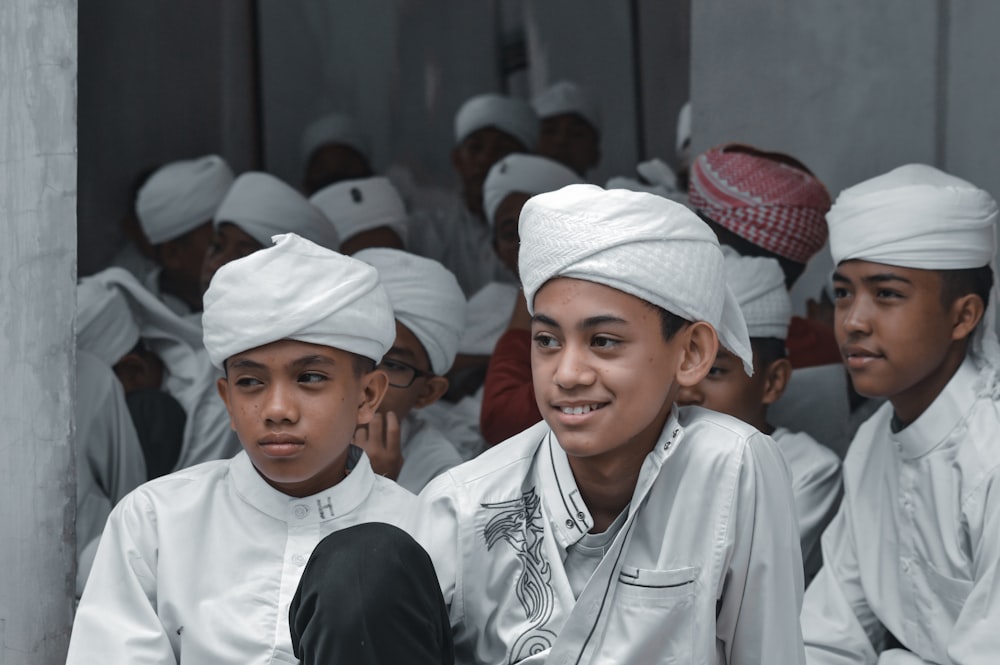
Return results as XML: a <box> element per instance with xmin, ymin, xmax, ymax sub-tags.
<box><xmin>676</xmin><ymin>101</ymin><xmax>692</xmax><ymax>153</ymax></box>
<box><xmin>203</xmin><ymin>233</ymin><xmax>394</xmax><ymax>368</ymax></box>
<box><xmin>300</xmin><ymin>113</ymin><xmax>372</xmax><ymax>166</ymax></box>
<box><xmin>482</xmin><ymin>154</ymin><xmax>584</xmax><ymax>226</ymax></box>
<box><xmin>310</xmin><ymin>176</ymin><xmax>409</xmax><ymax>245</ymax></box>
<box><xmin>519</xmin><ymin>184</ymin><xmax>753</xmax><ymax>375</ymax></box>
<box><xmin>77</xmin><ymin>277</ymin><xmax>141</xmax><ymax>365</ymax></box>
<box><xmin>459</xmin><ymin>282</ymin><xmax>520</xmax><ymax>355</ymax></box>
<box><xmin>531</xmin><ymin>80</ymin><xmax>601</xmax><ymax>132</ymax></box>
<box><xmin>214</xmin><ymin>172</ymin><xmax>340</xmax><ymax>251</ymax></box>
<box><xmin>355</xmin><ymin>248</ymin><xmax>467</xmax><ymax>375</ymax></box>
<box><xmin>136</xmin><ymin>155</ymin><xmax>234</xmax><ymax>245</ymax></box>
<box><xmin>454</xmin><ymin>93</ymin><xmax>539</xmax><ymax>149</ymax></box>
<box><xmin>828</xmin><ymin>163</ymin><xmax>1000</xmax><ymax>388</ymax></box>
<box><xmin>724</xmin><ymin>254</ymin><xmax>791</xmax><ymax>340</ymax></box>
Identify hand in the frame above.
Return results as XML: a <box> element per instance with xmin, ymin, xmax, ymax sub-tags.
<box><xmin>354</xmin><ymin>411</ymin><xmax>404</xmax><ymax>480</ymax></box>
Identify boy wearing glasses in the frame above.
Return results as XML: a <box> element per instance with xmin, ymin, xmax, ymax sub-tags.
<box><xmin>354</xmin><ymin>248</ymin><xmax>466</xmax><ymax>492</ymax></box>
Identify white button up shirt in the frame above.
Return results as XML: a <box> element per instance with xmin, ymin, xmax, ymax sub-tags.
<box><xmin>67</xmin><ymin>450</ymin><xmax>416</xmax><ymax>664</ymax></box>
<box><xmin>415</xmin><ymin>406</ymin><xmax>807</xmax><ymax>665</ymax></box>
<box><xmin>802</xmin><ymin>358</ymin><xmax>1000</xmax><ymax>663</ymax></box>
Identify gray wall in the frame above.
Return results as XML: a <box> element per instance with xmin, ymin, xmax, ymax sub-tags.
<box><xmin>1</xmin><ymin>0</ymin><xmax>77</xmax><ymax>661</ymax></box>
<box><xmin>691</xmin><ymin>0</ymin><xmax>1000</xmax><ymax>309</ymax></box>
<box><xmin>77</xmin><ymin>0</ymin><xmax>258</xmax><ymax>276</ymax></box>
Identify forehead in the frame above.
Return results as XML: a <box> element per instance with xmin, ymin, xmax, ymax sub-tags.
<box><xmin>461</xmin><ymin>126</ymin><xmax>525</xmax><ymax>149</ymax></box>
<box><xmin>541</xmin><ymin>113</ymin><xmax>597</xmax><ymax>135</ymax></box>
<box><xmin>533</xmin><ymin>277</ymin><xmax>654</xmax><ymax>320</ymax></box>
<box><xmin>833</xmin><ymin>259</ymin><xmax>940</xmax><ymax>286</ymax></box>
<box><xmin>217</xmin><ymin>221</ymin><xmax>262</xmax><ymax>246</ymax></box>
<box><xmin>227</xmin><ymin>338</ymin><xmax>354</xmax><ymax>366</ymax></box>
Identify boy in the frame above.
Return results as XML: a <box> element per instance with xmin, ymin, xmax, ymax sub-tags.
<box><xmin>310</xmin><ymin>175</ymin><xmax>408</xmax><ymax>255</ymax></box>
<box><xmin>67</xmin><ymin>233</ymin><xmax>452</xmax><ymax>664</ymax></box>
<box><xmin>200</xmin><ymin>171</ymin><xmax>341</xmax><ymax>295</ymax></box>
<box><xmin>300</xmin><ymin>112</ymin><xmax>375</xmax><ymax>195</ymax></box>
<box><xmin>295</xmin><ymin>186</ymin><xmax>807</xmax><ymax>663</ymax></box>
<box><xmin>677</xmin><ymin>253</ymin><xmax>842</xmax><ymax>583</ymax></box>
<box><xmin>135</xmin><ymin>155</ymin><xmax>234</xmax><ymax>316</ymax></box>
<box><xmin>353</xmin><ymin>248</ymin><xmax>466</xmax><ymax>492</ymax></box>
<box><xmin>531</xmin><ymin>80</ymin><xmax>601</xmax><ymax>177</ymax></box>
<box><xmin>408</xmin><ymin>92</ymin><xmax>537</xmax><ymax>296</ymax></box>
<box><xmin>688</xmin><ymin>142</ymin><xmax>839</xmax><ymax>368</ymax></box>
<box><xmin>801</xmin><ymin>164</ymin><xmax>1000</xmax><ymax>663</ymax></box>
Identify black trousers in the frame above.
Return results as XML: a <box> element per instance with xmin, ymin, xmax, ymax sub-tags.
<box><xmin>289</xmin><ymin>522</ymin><xmax>455</xmax><ymax>665</ymax></box>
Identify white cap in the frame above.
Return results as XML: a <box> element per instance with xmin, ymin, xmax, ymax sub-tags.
<box><xmin>300</xmin><ymin>113</ymin><xmax>372</xmax><ymax>166</ymax></box>
<box><xmin>310</xmin><ymin>176</ymin><xmax>408</xmax><ymax>245</ymax></box>
<box><xmin>136</xmin><ymin>155</ymin><xmax>234</xmax><ymax>244</ymax></box>
<box><xmin>482</xmin><ymin>154</ymin><xmax>583</xmax><ymax>226</ymax></box>
<box><xmin>532</xmin><ymin>80</ymin><xmax>601</xmax><ymax>132</ymax></box>
<box><xmin>454</xmin><ymin>93</ymin><xmax>539</xmax><ymax>149</ymax></box>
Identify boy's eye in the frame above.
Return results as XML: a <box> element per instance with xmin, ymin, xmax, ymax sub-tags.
<box><xmin>235</xmin><ymin>376</ymin><xmax>262</xmax><ymax>388</ymax></box>
<box><xmin>533</xmin><ymin>333</ymin><xmax>560</xmax><ymax>349</ymax></box>
<box><xmin>591</xmin><ymin>335</ymin><xmax>620</xmax><ymax>349</ymax></box>
<box><xmin>832</xmin><ymin>286</ymin><xmax>849</xmax><ymax>300</ymax></box>
<box><xmin>707</xmin><ymin>366</ymin><xmax>725</xmax><ymax>377</ymax></box>
<box><xmin>298</xmin><ymin>372</ymin><xmax>327</xmax><ymax>384</ymax></box>
<box><xmin>876</xmin><ymin>288</ymin><xmax>902</xmax><ymax>299</ymax></box>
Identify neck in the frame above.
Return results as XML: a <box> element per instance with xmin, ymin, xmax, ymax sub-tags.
<box><xmin>566</xmin><ymin>442</ymin><xmax>649</xmax><ymax>533</ymax></box>
<box><xmin>890</xmin><ymin>342</ymin><xmax>967</xmax><ymax>427</ymax></box>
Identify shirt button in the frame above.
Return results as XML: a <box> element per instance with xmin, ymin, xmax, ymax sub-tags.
<box><xmin>292</xmin><ymin>554</ymin><xmax>307</xmax><ymax>566</ymax></box>
<box><xmin>565</xmin><ymin>519</ymin><xmax>575</xmax><ymax>529</ymax></box>
<box><xmin>293</xmin><ymin>505</ymin><xmax>308</xmax><ymax>519</ymax></box>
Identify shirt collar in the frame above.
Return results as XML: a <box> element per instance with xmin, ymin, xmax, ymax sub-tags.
<box><xmin>538</xmin><ymin>408</ymin><xmax>685</xmax><ymax>549</ymax></box>
<box><xmin>892</xmin><ymin>357</ymin><xmax>979</xmax><ymax>460</ymax></box>
<box><xmin>229</xmin><ymin>450</ymin><xmax>376</xmax><ymax>523</ymax></box>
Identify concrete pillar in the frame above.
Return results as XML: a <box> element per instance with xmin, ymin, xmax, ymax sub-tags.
<box><xmin>0</xmin><ymin>0</ymin><xmax>78</xmax><ymax>662</ymax></box>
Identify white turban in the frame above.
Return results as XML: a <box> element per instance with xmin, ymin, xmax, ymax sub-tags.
<box><xmin>519</xmin><ymin>184</ymin><xmax>753</xmax><ymax>375</ymax></box>
<box><xmin>724</xmin><ymin>254</ymin><xmax>791</xmax><ymax>340</ymax></box>
<box><xmin>355</xmin><ymin>248</ymin><xmax>467</xmax><ymax>375</ymax></box>
<box><xmin>202</xmin><ymin>233</ymin><xmax>394</xmax><ymax>368</ymax></box>
<box><xmin>77</xmin><ymin>277</ymin><xmax>141</xmax><ymax>366</ymax></box>
<box><xmin>77</xmin><ymin>268</ymin><xmax>204</xmax><ymax>365</ymax></box>
<box><xmin>531</xmin><ymin>81</ymin><xmax>601</xmax><ymax>132</ymax></box>
<box><xmin>136</xmin><ymin>155</ymin><xmax>234</xmax><ymax>244</ymax></box>
<box><xmin>214</xmin><ymin>172</ymin><xmax>341</xmax><ymax>251</ymax></box>
<box><xmin>454</xmin><ymin>93</ymin><xmax>539</xmax><ymax>149</ymax></box>
<box><xmin>828</xmin><ymin>163</ymin><xmax>1000</xmax><ymax>386</ymax></box>
<box><xmin>310</xmin><ymin>176</ymin><xmax>409</xmax><ymax>245</ymax></box>
<box><xmin>300</xmin><ymin>113</ymin><xmax>372</xmax><ymax>165</ymax></box>
<box><xmin>483</xmin><ymin>154</ymin><xmax>583</xmax><ymax>226</ymax></box>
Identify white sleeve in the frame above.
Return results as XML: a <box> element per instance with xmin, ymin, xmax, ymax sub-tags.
<box><xmin>414</xmin><ymin>473</ymin><xmax>463</xmax><ymax>624</ymax></box>
<box><xmin>944</xmin><ymin>470</ymin><xmax>1000</xmax><ymax>664</ymax></box>
<box><xmin>716</xmin><ymin>433</ymin><xmax>807</xmax><ymax>665</ymax></box>
<box><xmin>66</xmin><ymin>491</ymin><xmax>176</xmax><ymax>664</ymax></box>
<box><xmin>793</xmin><ymin>448</ymin><xmax>842</xmax><ymax>581</ymax></box>
<box><xmin>801</xmin><ymin>496</ymin><xmax>883</xmax><ymax>664</ymax></box>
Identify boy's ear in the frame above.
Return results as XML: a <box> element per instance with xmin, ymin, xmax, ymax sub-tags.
<box><xmin>414</xmin><ymin>375</ymin><xmax>450</xmax><ymax>410</ymax></box>
<box><xmin>675</xmin><ymin>322</ymin><xmax>719</xmax><ymax>387</ymax></box>
<box><xmin>950</xmin><ymin>293</ymin><xmax>986</xmax><ymax>342</ymax></box>
<box><xmin>113</xmin><ymin>352</ymin><xmax>160</xmax><ymax>393</ymax></box>
<box><xmin>356</xmin><ymin>369</ymin><xmax>389</xmax><ymax>427</ymax></box>
<box><xmin>215</xmin><ymin>377</ymin><xmax>237</xmax><ymax>432</ymax></box>
<box><xmin>761</xmin><ymin>358</ymin><xmax>793</xmax><ymax>406</ymax></box>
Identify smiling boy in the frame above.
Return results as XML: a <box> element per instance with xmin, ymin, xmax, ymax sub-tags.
<box><xmin>67</xmin><ymin>233</ymin><xmax>451</xmax><ymax>664</ymax></box>
<box><xmin>414</xmin><ymin>186</ymin><xmax>806</xmax><ymax>663</ymax></box>
<box><xmin>801</xmin><ymin>165</ymin><xmax>1000</xmax><ymax>664</ymax></box>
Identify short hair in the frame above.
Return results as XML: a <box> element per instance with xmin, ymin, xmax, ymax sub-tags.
<box><xmin>646</xmin><ymin>303</ymin><xmax>689</xmax><ymax>341</ymax></box>
<box><xmin>697</xmin><ymin>212</ymin><xmax>805</xmax><ymax>288</ymax></box>
<box><xmin>750</xmin><ymin>337</ymin><xmax>787</xmax><ymax>369</ymax></box>
<box><xmin>939</xmin><ymin>265</ymin><xmax>993</xmax><ymax>310</ymax></box>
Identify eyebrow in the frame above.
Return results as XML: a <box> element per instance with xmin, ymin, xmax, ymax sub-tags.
<box><xmin>289</xmin><ymin>355</ymin><xmax>337</xmax><ymax>369</ymax></box>
<box><xmin>385</xmin><ymin>346</ymin><xmax>417</xmax><ymax>361</ymax></box>
<box><xmin>832</xmin><ymin>271</ymin><xmax>913</xmax><ymax>286</ymax></box>
<box><xmin>531</xmin><ymin>313</ymin><xmax>628</xmax><ymax>330</ymax></box>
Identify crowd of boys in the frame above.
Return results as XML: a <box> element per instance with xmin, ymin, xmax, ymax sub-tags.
<box><xmin>66</xmin><ymin>81</ymin><xmax>1000</xmax><ymax>664</ymax></box>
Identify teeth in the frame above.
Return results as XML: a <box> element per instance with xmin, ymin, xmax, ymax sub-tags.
<box><xmin>560</xmin><ymin>404</ymin><xmax>601</xmax><ymax>415</ymax></box>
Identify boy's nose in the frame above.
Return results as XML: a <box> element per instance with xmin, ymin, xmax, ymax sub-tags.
<box><xmin>262</xmin><ymin>384</ymin><xmax>299</xmax><ymax>424</ymax></box>
<box><xmin>839</xmin><ymin>298</ymin><xmax>873</xmax><ymax>336</ymax></box>
<box><xmin>552</xmin><ymin>346</ymin><xmax>596</xmax><ymax>389</ymax></box>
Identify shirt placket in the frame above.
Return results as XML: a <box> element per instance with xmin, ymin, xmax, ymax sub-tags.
<box><xmin>897</xmin><ymin>453</ymin><xmax>924</xmax><ymax>654</ymax></box>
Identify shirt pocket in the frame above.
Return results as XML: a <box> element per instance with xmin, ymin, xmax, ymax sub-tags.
<box><xmin>596</xmin><ymin>565</ymin><xmax>699</xmax><ymax>665</ymax></box>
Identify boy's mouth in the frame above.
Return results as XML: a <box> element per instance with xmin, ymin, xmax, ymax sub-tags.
<box><xmin>842</xmin><ymin>345</ymin><xmax>883</xmax><ymax>368</ymax></box>
<box><xmin>554</xmin><ymin>402</ymin><xmax>609</xmax><ymax>416</ymax></box>
<box><xmin>258</xmin><ymin>434</ymin><xmax>305</xmax><ymax>457</ymax></box>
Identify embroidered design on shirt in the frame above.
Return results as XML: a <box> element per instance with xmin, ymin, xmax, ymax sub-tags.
<box><xmin>483</xmin><ymin>488</ymin><xmax>557</xmax><ymax>662</ymax></box>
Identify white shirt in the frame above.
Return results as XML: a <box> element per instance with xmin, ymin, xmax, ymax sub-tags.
<box><xmin>802</xmin><ymin>358</ymin><xmax>1000</xmax><ymax>664</ymax></box>
<box><xmin>75</xmin><ymin>351</ymin><xmax>147</xmax><ymax>593</ymax></box>
<box><xmin>772</xmin><ymin>427</ymin><xmax>842</xmax><ymax>582</ymax></box>
<box><xmin>67</xmin><ymin>450</ymin><xmax>416</xmax><ymax>664</ymax></box>
<box><xmin>415</xmin><ymin>406</ymin><xmax>806</xmax><ymax>665</ymax></box>
<box><xmin>397</xmin><ymin>412</ymin><xmax>464</xmax><ymax>494</ymax></box>
<box><xmin>408</xmin><ymin>195</ymin><xmax>516</xmax><ymax>297</ymax></box>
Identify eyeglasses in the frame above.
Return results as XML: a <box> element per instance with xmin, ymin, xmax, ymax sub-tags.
<box><xmin>378</xmin><ymin>357</ymin><xmax>435</xmax><ymax>389</ymax></box>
